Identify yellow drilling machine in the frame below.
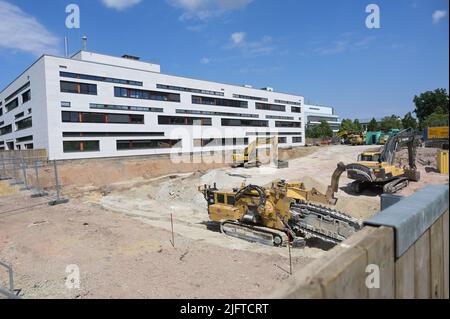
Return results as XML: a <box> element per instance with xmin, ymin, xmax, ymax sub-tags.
<box><xmin>198</xmin><ymin>179</ymin><xmax>361</xmax><ymax>248</ymax></box>
<box><xmin>329</xmin><ymin>128</ymin><xmax>421</xmax><ymax>194</ymax></box>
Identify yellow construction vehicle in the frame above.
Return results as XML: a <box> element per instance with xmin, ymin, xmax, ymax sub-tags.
<box><xmin>198</xmin><ymin>180</ymin><xmax>361</xmax><ymax>248</ymax></box>
<box><xmin>330</xmin><ymin>128</ymin><xmax>421</xmax><ymax>194</ymax></box>
<box><xmin>350</xmin><ymin>132</ymin><xmax>366</xmax><ymax>146</ymax></box>
<box><xmin>231</xmin><ymin>136</ymin><xmax>288</xmax><ymax>168</ymax></box>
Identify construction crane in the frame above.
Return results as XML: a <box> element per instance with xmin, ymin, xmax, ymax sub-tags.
<box><xmin>231</xmin><ymin>136</ymin><xmax>288</xmax><ymax>168</ymax></box>
<box><xmin>198</xmin><ymin>180</ymin><xmax>361</xmax><ymax>248</ymax></box>
<box><xmin>329</xmin><ymin>128</ymin><xmax>421</xmax><ymax>194</ymax></box>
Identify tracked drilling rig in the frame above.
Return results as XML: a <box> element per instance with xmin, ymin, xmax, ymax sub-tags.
<box><xmin>198</xmin><ymin>180</ymin><xmax>361</xmax><ymax>248</ymax></box>
<box><xmin>329</xmin><ymin>128</ymin><xmax>421</xmax><ymax>194</ymax></box>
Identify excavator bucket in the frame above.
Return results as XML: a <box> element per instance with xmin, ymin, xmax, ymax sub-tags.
<box><xmin>325</xmin><ymin>162</ymin><xmax>347</xmax><ymax>205</ymax></box>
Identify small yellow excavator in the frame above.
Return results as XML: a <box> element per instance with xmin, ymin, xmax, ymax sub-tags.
<box><xmin>330</xmin><ymin>128</ymin><xmax>421</xmax><ymax>194</ymax></box>
<box><xmin>231</xmin><ymin>136</ymin><xmax>288</xmax><ymax>168</ymax></box>
<box><xmin>198</xmin><ymin>180</ymin><xmax>361</xmax><ymax>248</ymax></box>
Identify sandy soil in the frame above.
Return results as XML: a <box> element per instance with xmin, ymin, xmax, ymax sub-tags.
<box><xmin>0</xmin><ymin>145</ymin><xmax>447</xmax><ymax>299</ymax></box>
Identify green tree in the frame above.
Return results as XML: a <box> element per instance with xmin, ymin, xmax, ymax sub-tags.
<box><xmin>422</xmin><ymin>106</ymin><xmax>449</xmax><ymax>128</ymax></box>
<box><xmin>353</xmin><ymin>119</ymin><xmax>362</xmax><ymax>131</ymax></box>
<box><xmin>413</xmin><ymin>88</ymin><xmax>449</xmax><ymax>128</ymax></box>
<box><xmin>340</xmin><ymin>119</ymin><xmax>354</xmax><ymax>132</ymax></box>
<box><xmin>402</xmin><ymin>112</ymin><xmax>418</xmax><ymax>129</ymax></box>
<box><xmin>306</xmin><ymin>121</ymin><xmax>333</xmax><ymax>138</ymax></box>
<box><xmin>367</xmin><ymin>118</ymin><xmax>379</xmax><ymax>131</ymax></box>
<box><xmin>380</xmin><ymin>115</ymin><xmax>403</xmax><ymax>132</ymax></box>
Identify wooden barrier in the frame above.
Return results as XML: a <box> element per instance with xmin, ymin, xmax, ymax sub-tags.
<box><xmin>272</xmin><ymin>185</ymin><xmax>449</xmax><ymax>299</ymax></box>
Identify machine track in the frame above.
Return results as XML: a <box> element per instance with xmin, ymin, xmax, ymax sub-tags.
<box><xmin>290</xmin><ymin>201</ymin><xmax>362</xmax><ymax>244</ymax></box>
<box><xmin>220</xmin><ymin>221</ymin><xmax>289</xmax><ymax>247</ymax></box>
<box><xmin>383</xmin><ymin>178</ymin><xmax>409</xmax><ymax>194</ymax></box>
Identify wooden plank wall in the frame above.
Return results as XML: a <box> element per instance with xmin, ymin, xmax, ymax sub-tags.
<box><xmin>271</xmin><ymin>211</ymin><xmax>449</xmax><ymax>299</ymax></box>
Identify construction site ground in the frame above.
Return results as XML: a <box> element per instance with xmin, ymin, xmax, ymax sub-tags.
<box><xmin>0</xmin><ymin>145</ymin><xmax>448</xmax><ymax>298</ymax></box>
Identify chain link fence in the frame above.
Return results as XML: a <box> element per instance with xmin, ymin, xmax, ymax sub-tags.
<box><xmin>0</xmin><ymin>149</ymin><xmax>68</xmax><ymax>205</ymax></box>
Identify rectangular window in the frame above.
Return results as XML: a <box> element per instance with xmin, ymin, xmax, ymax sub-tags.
<box><xmin>0</xmin><ymin>124</ymin><xmax>12</xmax><ymax>136</ymax></box>
<box><xmin>275</xmin><ymin>121</ymin><xmax>301</xmax><ymax>128</ymax></box>
<box><xmin>255</xmin><ymin>102</ymin><xmax>286</xmax><ymax>112</ymax></box>
<box><xmin>61</xmin><ymin>101</ymin><xmax>71</xmax><ymax>108</ymax></box>
<box><xmin>232</xmin><ymin>94</ymin><xmax>268</xmax><ymax>102</ymax></box>
<box><xmin>156</xmin><ymin>84</ymin><xmax>224</xmax><ymax>97</ymax></box>
<box><xmin>291</xmin><ymin>106</ymin><xmax>301</xmax><ymax>113</ymax></box>
<box><xmin>15</xmin><ymin>112</ymin><xmax>24</xmax><ymax>120</ymax></box>
<box><xmin>278</xmin><ymin>137</ymin><xmax>287</xmax><ymax>144</ymax></box>
<box><xmin>60</xmin><ymin>81</ymin><xmax>97</xmax><ymax>95</ymax></box>
<box><xmin>90</xmin><ymin>103</ymin><xmax>163</xmax><ymax>113</ymax></box>
<box><xmin>24</xmin><ymin>143</ymin><xmax>34</xmax><ymax>149</ymax></box>
<box><xmin>158</xmin><ymin>116</ymin><xmax>212</xmax><ymax>126</ymax></box>
<box><xmin>293</xmin><ymin>137</ymin><xmax>303</xmax><ymax>143</ymax></box>
<box><xmin>0</xmin><ymin>107</ymin><xmax>3</xmax><ymax>116</ymax></box>
<box><xmin>60</xmin><ymin>71</ymin><xmax>143</xmax><ymax>86</ymax></box>
<box><xmin>62</xmin><ymin>111</ymin><xmax>144</xmax><ymax>124</ymax></box>
<box><xmin>5</xmin><ymin>98</ymin><xmax>19</xmax><ymax>112</ymax></box>
<box><xmin>192</xmin><ymin>96</ymin><xmax>248</xmax><ymax>109</ymax></box>
<box><xmin>63</xmin><ymin>141</ymin><xmax>100</xmax><ymax>153</ymax></box>
<box><xmin>22</xmin><ymin>90</ymin><xmax>31</xmax><ymax>103</ymax></box>
<box><xmin>16</xmin><ymin>117</ymin><xmax>32</xmax><ymax>131</ymax></box>
<box><xmin>217</xmin><ymin>194</ymin><xmax>225</xmax><ymax>204</ymax></box>
<box><xmin>116</xmin><ymin>139</ymin><xmax>182</xmax><ymax>150</ymax></box>
<box><xmin>221</xmin><ymin>119</ymin><xmax>269</xmax><ymax>127</ymax></box>
<box><xmin>114</xmin><ymin>87</ymin><xmax>180</xmax><ymax>102</ymax></box>
<box><xmin>16</xmin><ymin>135</ymin><xmax>33</xmax><ymax>143</ymax></box>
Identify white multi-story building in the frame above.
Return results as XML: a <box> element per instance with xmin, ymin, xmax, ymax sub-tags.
<box><xmin>304</xmin><ymin>104</ymin><xmax>341</xmax><ymax>133</ymax></box>
<box><xmin>0</xmin><ymin>51</ymin><xmax>305</xmax><ymax>160</ymax></box>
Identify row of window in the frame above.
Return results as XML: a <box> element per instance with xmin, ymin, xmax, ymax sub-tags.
<box><xmin>232</xmin><ymin>94</ymin><xmax>268</xmax><ymax>102</ymax></box>
<box><xmin>246</xmin><ymin>131</ymin><xmax>303</xmax><ymax>136</ymax></box>
<box><xmin>158</xmin><ymin>115</ymin><xmax>212</xmax><ymax>126</ymax></box>
<box><xmin>114</xmin><ymin>87</ymin><xmax>180</xmax><ymax>102</ymax></box>
<box><xmin>61</xmin><ymin>81</ymin><xmax>98</xmax><ymax>95</ymax></box>
<box><xmin>266</xmin><ymin>115</ymin><xmax>294</xmax><ymax>120</ymax></box>
<box><xmin>192</xmin><ymin>96</ymin><xmax>248</xmax><ymax>109</ymax></box>
<box><xmin>274</xmin><ymin>99</ymin><xmax>302</xmax><ymax>107</ymax></box>
<box><xmin>4</xmin><ymin>89</ymin><xmax>30</xmax><ymax>114</ymax></box>
<box><xmin>275</xmin><ymin>121</ymin><xmax>301</xmax><ymax>128</ymax></box>
<box><xmin>291</xmin><ymin>107</ymin><xmax>301</xmax><ymax>113</ymax></box>
<box><xmin>221</xmin><ymin>119</ymin><xmax>268</xmax><ymax>127</ymax></box>
<box><xmin>255</xmin><ymin>102</ymin><xmax>286</xmax><ymax>112</ymax></box>
<box><xmin>62</xmin><ymin>139</ymin><xmax>181</xmax><ymax>153</ymax></box>
<box><xmin>90</xmin><ymin>103</ymin><xmax>163</xmax><ymax>113</ymax></box>
<box><xmin>176</xmin><ymin>109</ymin><xmax>259</xmax><ymax>119</ymax></box>
<box><xmin>62</xmin><ymin>111</ymin><xmax>144</xmax><ymax>124</ymax></box>
<box><xmin>60</xmin><ymin>71</ymin><xmax>143</xmax><ymax>86</ymax></box>
<box><xmin>156</xmin><ymin>84</ymin><xmax>224</xmax><ymax>97</ymax></box>
<box><xmin>194</xmin><ymin>138</ymin><xmax>249</xmax><ymax>147</ymax></box>
<box><xmin>63</xmin><ymin>131</ymin><xmax>164</xmax><ymax>137</ymax></box>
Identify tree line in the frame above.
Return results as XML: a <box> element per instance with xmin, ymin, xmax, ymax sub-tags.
<box><xmin>307</xmin><ymin>88</ymin><xmax>449</xmax><ymax>138</ymax></box>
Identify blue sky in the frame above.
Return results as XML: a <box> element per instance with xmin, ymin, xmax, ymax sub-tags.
<box><xmin>0</xmin><ymin>0</ymin><xmax>448</xmax><ymax>119</ymax></box>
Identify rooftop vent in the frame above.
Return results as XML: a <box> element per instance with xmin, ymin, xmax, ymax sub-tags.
<box><xmin>122</xmin><ymin>54</ymin><xmax>140</xmax><ymax>61</ymax></box>
<box><xmin>244</xmin><ymin>85</ymin><xmax>253</xmax><ymax>88</ymax></box>
<box><xmin>261</xmin><ymin>87</ymin><xmax>274</xmax><ymax>92</ymax></box>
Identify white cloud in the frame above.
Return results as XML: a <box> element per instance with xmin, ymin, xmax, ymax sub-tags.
<box><xmin>313</xmin><ymin>33</ymin><xmax>375</xmax><ymax>56</ymax></box>
<box><xmin>101</xmin><ymin>0</ymin><xmax>142</xmax><ymax>10</ymax></box>
<box><xmin>230</xmin><ymin>32</ymin><xmax>246</xmax><ymax>45</ymax></box>
<box><xmin>432</xmin><ymin>10</ymin><xmax>447</xmax><ymax>24</ymax></box>
<box><xmin>167</xmin><ymin>0</ymin><xmax>253</xmax><ymax>20</ymax></box>
<box><xmin>200</xmin><ymin>57</ymin><xmax>211</xmax><ymax>64</ymax></box>
<box><xmin>0</xmin><ymin>1</ymin><xmax>59</xmax><ymax>56</ymax></box>
<box><xmin>227</xmin><ymin>32</ymin><xmax>274</xmax><ymax>57</ymax></box>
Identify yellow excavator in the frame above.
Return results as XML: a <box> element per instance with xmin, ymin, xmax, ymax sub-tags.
<box><xmin>330</xmin><ymin>128</ymin><xmax>421</xmax><ymax>194</ymax></box>
<box><xmin>231</xmin><ymin>136</ymin><xmax>288</xmax><ymax>168</ymax></box>
<box><xmin>198</xmin><ymin>180</ymin><xmax>361</xmax><ymax>248</ymax></box>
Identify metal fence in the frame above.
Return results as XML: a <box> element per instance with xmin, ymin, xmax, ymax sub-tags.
<box><xmin>0</xmin><ymin>150</ymin><xmax>68</xmax><ymax>205</ymax></box>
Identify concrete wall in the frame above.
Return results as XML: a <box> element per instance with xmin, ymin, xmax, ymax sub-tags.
<box><xmin>272</xmin><ymin>185</ymin><xmax>449</xmax><ymax>299</ymax></box>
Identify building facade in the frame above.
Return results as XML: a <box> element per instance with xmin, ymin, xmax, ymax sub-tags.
<box><xmin>0</xmin><ymin>51</ymin><xmax>305</xmax><ymax>160</ymax></box>
<box><xmin>304</xmin><ymin>104</ymin><xmax>341</xmax><ymax>132</ymax></box>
